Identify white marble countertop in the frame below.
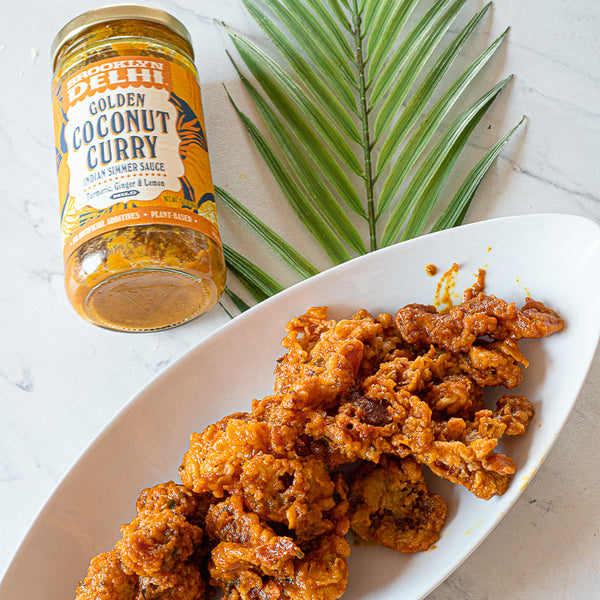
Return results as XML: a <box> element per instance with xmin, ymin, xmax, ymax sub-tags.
<box><xmin>1</xmin><ymin>1</ymin><xmax>599</xmax><ymax>598</ymax></box>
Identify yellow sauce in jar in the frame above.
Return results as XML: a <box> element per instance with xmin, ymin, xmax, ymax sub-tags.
<box><xmin>51</xmin><ymin>5</ymin><xmax>226</xmax><ymax>331</ymax></box>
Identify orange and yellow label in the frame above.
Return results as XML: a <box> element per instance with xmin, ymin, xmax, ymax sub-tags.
<box><xmin>52</xmin><ymin>55</ymin><xmax>221</xmax><ymax>260</ymax></box>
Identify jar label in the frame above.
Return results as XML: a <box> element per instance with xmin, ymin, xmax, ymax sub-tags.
<box><xmin>52</xmin><ymin>55</ymin><xmax>222</xmax><ymax>260</ymax></box>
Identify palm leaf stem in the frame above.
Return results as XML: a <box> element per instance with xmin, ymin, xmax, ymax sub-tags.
<box><xmin>351</xmin><ymin>0</ymin><xmax>377</xmax><ymax>251</ymax></box>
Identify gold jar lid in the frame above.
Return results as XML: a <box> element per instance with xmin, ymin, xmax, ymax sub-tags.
<box><xmin>51</xmin><ymin>4</ymin><xmax>194</xmax><ymax>69</ymax></box>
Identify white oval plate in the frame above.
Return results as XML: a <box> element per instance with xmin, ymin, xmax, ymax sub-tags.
<box><xmin>2</xmin><ymin>213</ymin><xmax>600</xmax><ymax>600</ymax></box>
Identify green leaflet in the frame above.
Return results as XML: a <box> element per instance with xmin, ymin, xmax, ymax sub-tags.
<box><xmin>225</xmin><ymin>95</ymin><xmax>353</xmax><ymax>265</ymax></box>
<box><xmin>255</xmin><ymin>0</ymin><xmax>357</xmax><ymax>104</ymax></box>
<box><xmin>223</xmin><ymin>245</ymin><xmax>284</xmax><ymax>301</ymax></box>
<box><xmin>367</xmin><ymin>0</ymin><xmax>420</xmax><ymax>77</ymax></box>
<box><xmin>242</xmin><ymin>0</ymin><xmax>361</xmax><ymax>134</ymax></box>
<box><xmin>433</xmin><ymin>117</ymin><xmax>526</xmax><ymax>232</ymax></box>
<box><xmin>302</xmin><ymin>0</ymin><xmax>355</xmax><ymax>61</ymax></box>
<box><xmin>368</xmin><ymin>0</ymin><xmax>455</xmax><ymax>103</ymax></box>
<box><xmin>381</xmin><ymin>76</ymin><xmax>513</xmax><ymax>246</ymax></box>
<box><xmin>215</xmin><ymin>186</ymin><xmax>320</xmax><ymax>280</ymax></box>
<box><xmin>373</xmin><ymin>3</ymin><xmax>492</xmax><ymax>156</ymax></box>
<box><xmin>373</xmin><ymin>0</ymin><xmax>471</xmax><ymax>142</ymax></box>
<box><xmin>218</xmin><ymin>0</ymin><xmax>519</xmax><ymax>311</ymax></box>
<box><xmin>226</xmin><ymin>28</ymin><xmax>366</xmax><ymax>216</ymax></box>
<box><xmin>376</xmin><ymin>28</ymin><xmax>510</xmax><ymax>217</ymax></box>
<box><xmin>226</xmin><ymin>61</ymin><xmax>367</xmax><ymax>254</ymax></box>
<box><xmin>223</xmin><ymin>287</ymin><xmax>251</xmax><ymax>314</ymax></box>
<box><xmin>227</xmin><ymin>27</ymin><xmax>363</xmax><ymax>177</ymax></box>
<box><xmin>399</xmin><ymin>98</ymin><xmax>498</xmax><ymax>242</ymax></box>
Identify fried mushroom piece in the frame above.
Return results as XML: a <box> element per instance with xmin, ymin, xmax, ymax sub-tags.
<box><xmin>238</xmin><ymin>454</ymin><xmax>349</xmax><ymax>542</ymax></box>
<box><xmin>495</xmin><ymin>395</ymin><xmax>535</xmax><ymax>435</ymax></box>
<box><xmin>273</xmin><ymin>308</ymin><xmax>381</xmax><ymax>411</ymax></box>
<box><xmin>417</xmin><ymin>438</ymin><xmax>515</xmax><ymax>500</ymax></box>
<box><xmin>395</xmin><ymin>293</ymin><xmax>564</xmax><ymax>354</ymax></box>
<box><xmin>356</xmin><ymin>310</ymin><xmax>415</xmax><ymax>380</ymax></box>
<box><xmin>77</xmin><ymin>482</ymin><xmax>209</xmax><ymax>600</ymax></box>
<box><xmin>137</xmin><ymin>563</ymin><xmax>205</xmax><ymax>600</ymax></box>
<box><xmin>134</xmin><ymin>481</ymin><xmax>211</xmax><ymax>523</ymax></box>
<box><xmin>425</xmin><ymin>396</ymin><xmax>535</xmax><ymax>499</ymax></box>
<box><xmin>459</xmin><ymin>338</ymin><xmax>528</xmax><ymax>389</ymax></box>
<box><xmin>418</xmin><ymin>404</ymin><xmax>528</xmax><ymax>501</ymax></box>
<box><xmin>206</xmin><ymin>495</ymin><xmax>351</xmax><ymax>600</ymax></box>
<box><xmin>304</xmin><ymin>388</ymin><xmax>432</xmax><ymax>465</ymax></box>
<box><xmin>302</xmin><ymin>352</ymin><xmax>437</xmax><ymax>465</ymax></box>
<box><xmin>349</xmin><ymin>456</ymin><xmax>446</xmax><ymax>553</ymax></box>
<box><xmin>205</xmin><ymin>495</ymin><xmax>303</xmax><ymax>599</ymax></box>
<box><xmin>116</xmin><ymin>508</ymin><xmax>203</xmax><ymax>579</ymax></box>
<box><xmin>115</xmin><ymin>483</ymin><xmax>205</xmax><ymax>581</ymax></box>
<box><xmin>434</xmin><ymin>396</ymin><xmax>534</xmax><ymax>444</ymax></box>
<box><xmin>76</xmin><ymin>550</ymin><xmax>137</xmax><ymax>600</ymax></box>
<box><xmin>424</xmin><ymin>374</ymin><xmax>485</xmax><ymax>420</ymax></box>
<box><xmin>179</xmin><ymin>413</ymin><xmax>274</xmax><ymax>497</ymax></box>
<box><xmin>281</xmin><ymin>533</ymin><xmax>351</xmax><ymax>600</ymax></box>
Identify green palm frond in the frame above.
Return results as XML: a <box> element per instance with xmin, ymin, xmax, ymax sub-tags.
<box><xmin>216</xmin><ymin>0</ymin><xmax>523</xmax><ymax>312</ymax></box>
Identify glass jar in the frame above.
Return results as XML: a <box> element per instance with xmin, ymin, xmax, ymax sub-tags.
<box><xmin>51</xmin><ymin>5</ymin><xmax>226</xmax><ymax>332</ymax></box>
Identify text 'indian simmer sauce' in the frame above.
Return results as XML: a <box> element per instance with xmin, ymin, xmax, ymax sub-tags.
<box><xmin>51</xmin><ymin>4</ymin><xmax>226</xmax><ymax>332</ymax></box>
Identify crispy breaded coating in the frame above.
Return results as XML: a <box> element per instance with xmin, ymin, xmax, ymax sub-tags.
<box><xmin>137</xmin><ymin>562</ymin><xmax>205</xmax><ymax>600</ymax></box>
<box><xmin>134</xmin><ymin>480</ymin><xmax>209</xmax><ymax>522</ymax></box>
<box><xmin>253</xmin><ymin>301</ymin><xmax>548</xmax><ymax>500</ymax></box>
<box><xmin>494</xmin><ymin>395</ymin><xmax>535</xmax><ymax>435</ymax></box>
<box><xmin>179</xmin><ymin>413</ymin><xmax>273</xmax><ymax>497</ymax></box>
<box><xmin>459</xmin><ymin>339</ymin><xmax>527</xmax><ymax>389</ymax></box>
<box><xmin>418</xmin><ymin>438</ymin><xmax>515</xmax><ymax>500</ymax></box>
<box><xmin>206</xmin><ymin>495</ymin><xmax>303</xmax><ymax>598</ymax></box>
<box><xmin>117</xmin><ymin>508</ymin><xmax>203</xmax><ymax>578</ymax></box>
<box><xmin>205</xmin><ymin>485</ymin><xmax>350</xmax><ymax>600</ymax></box>
<box><xmin>238</xmin><ymin>454</ymin><xmax>349</xmax><ymax>542</ymax></box>
<box><xmin>425</xmin><ymin>374</ymin><xmax>485</xmax><ymax>418</ymax></box>
<box><xmin>282</xmin><ymin>533</ymin><xmax>351</xmax><ymax>600</ymax></box>
<box><xmin>356</xmin><ymin>310</ymin><xmax>414</xmax><ymax>379</ymax></box>
<box><xmin>75</xmin><ymin>550</ymin><xmax>137</xmax><ymax>600</ymax></box>
<box><xmin>303</xmin><ymin>388</ymin><xmax>431</xmax><ymax>465</ymax></box>
<box><xmin>349</xmin><ymin>456</ymin><xmax>446</xmax><ymax>553</ymax></box>
<box><xmin>395</xmin><ymin>293</ymin><xmax>564</xmax><ymax>354</ymax></box>
<box><xmin>75</xmin><ymin>280</ymin><xmax>564</xmax><ymax>600</ymax></box>
<box><xmin>76</xmin><ymin>483</ymin><xmax>208</xmax><ymax>600</ymax></box>
<box><xmin>116</xmin><ymin>482</ymin><xmax>205</xmax><ymax>578</ymax></box>
<box><xmin>273</xmin><ymin>309</ymin><xmax>381</xmax><ymax>411</ymax></box>
<box><xmin>418</xmin><ymin>396</ymin><xmax>534</xmax><ymax>499</ymax></box>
